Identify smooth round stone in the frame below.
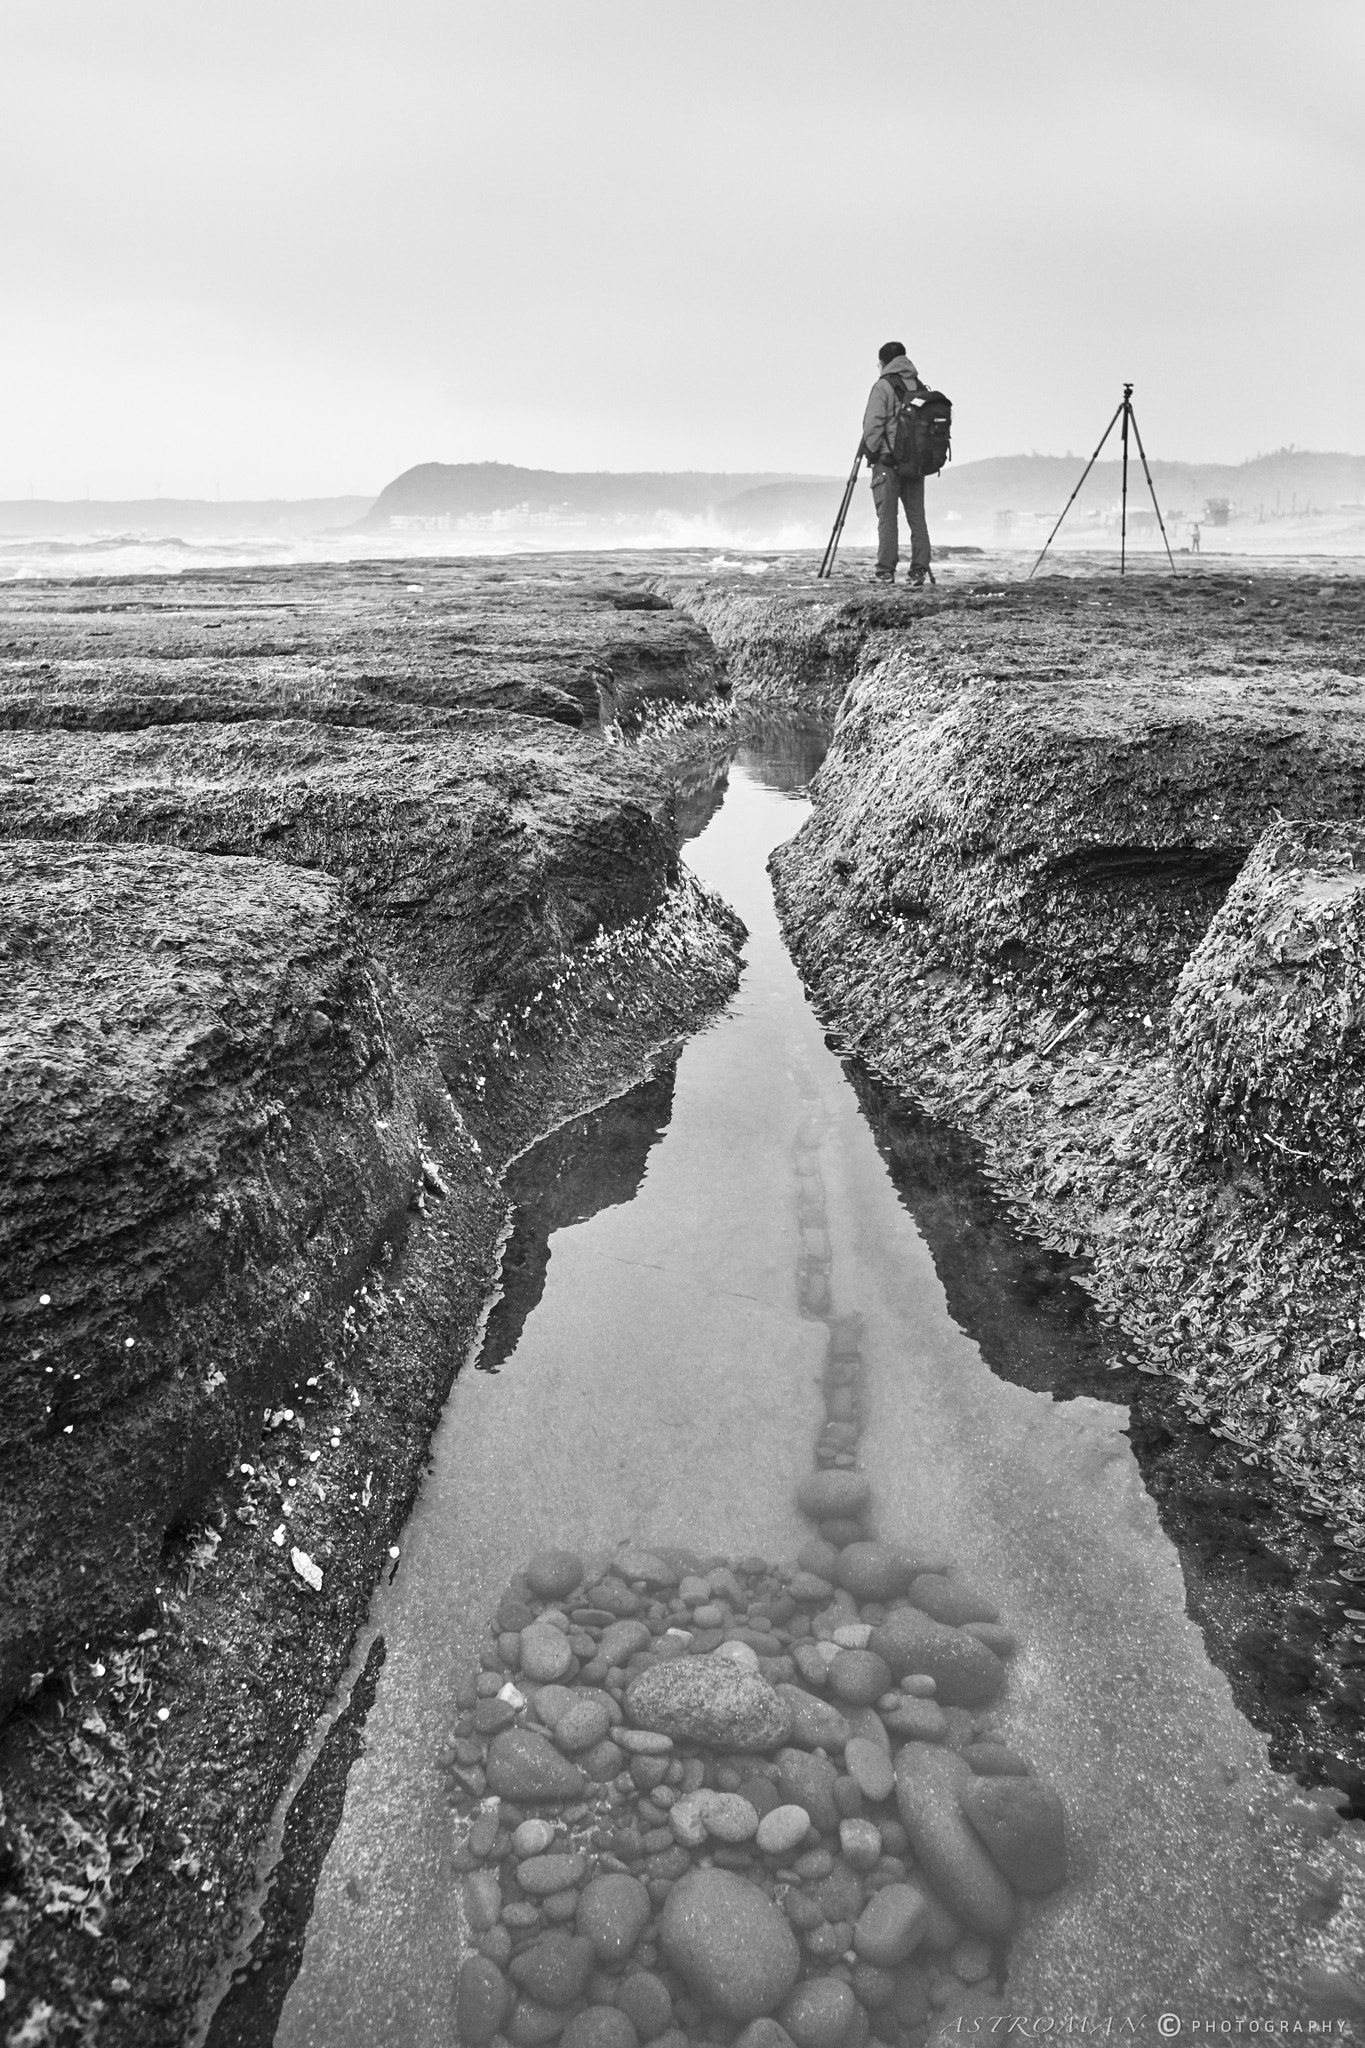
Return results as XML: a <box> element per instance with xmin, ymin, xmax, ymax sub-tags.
<box><xmin>715</xmin><ymin>1640</ymin><xmax>761</xmax><ymax>1672</ymax></box>
<box><xmin>679</xmin><ymin>1575</ymin><xmax>712</xmax><ymax>1604</ymax></box>
<box><xmin>827</xmin><ymin>1650</ymin><xmax>893</xmax><ymax>1709</ymax></box>
<box><xmin>519</xmin><ymin>1851</ymin><xmax>590</xmax><ymax>1898</ymax></box>
<box><xmin>867</xmin><ymin>1612</ymin><xmax>1005</xmax><ymax>1709</ymax></box>
<box><xmin>660</xmin><ymin>1868</ymin><xmax>801</xmax><ymax>2020</ymax></box>
<box><xmin>617</xmin><ymin>1969</ymin><xmax>673</xmax><ymax>2041</ymax></box>
<box><xmin>736</xmin><ymin>2024</ymin><xmax>798</xmax><ymax>2048</ymax></box>
<box><xmin>843</xmin><ymin>1736</ymin><xmax>895</xmax><ymax>1804</ymax></box>
<box><xmin>796</xmin><ymin>1471</ymin><xmax>871</xmax><ymax>1522</ymax></box>
<box><xmin>556</xmin><ymin>1698</ymin><xmax>614</xmax><ymax>1753</ymax></box>
<box><xmin>817</xmin><ymin>1518</ymin><xmax>864</xmax><ymax>1548</ymax></box>
<box><xmin>950</xmin><ymin>1936</ymin><xmax>993</xmax><ymax>1984</ymax></box>
<box><xmin>739</xmin><ymin>1774</ymin><xmax>782</xmax><ymax>1819</ymax></box>
<box><xmin>612</xmin><ymin>1549</ymin><xmax>677</xmax><ymax>1588</ymax></box>
<box><xmin>900</xmin><ymin>1674</ymin><xmax>937</xmax><ymax>1698</ymax></box>
<box><xmin>843</xmin><ymin>1705</ymin><xmax>890</xmax><ymax>1751</ymax></box>
<box><xmin>703</xmin><ymin>1793</ymin><xmax>761</xmax><ymax>1844</ymax></box>
<box><xmin>521</xmin><ymin>1623</ymin><xmax>576</xmax><ymax>1685</ymax></box>
<box><xmin>962</xmin><ymin>1743</ymin><xmax>1031</xmax><ymax>1778</ymax></box>
<box><xmin>507</xmin><ymin>1996</ymin><xmax>569</xmax><ymax>2046</ymax></box>
<box><xmin>561</xmin><ymin>2007</ymin><xmax>640</xmax><ymax>2048</ymax></box>
<box><xmin>527</xmin><ymin>1550</ymin><xmax>586</xmax><ymax>1601</ymax></box>
<box><xmin>487</xmin><ymin>1729</ymin><xmax>588</xmax><ymax>1802</ymax></box>
<box><xmin>852</xmin><ymin>1883</ymin><xmax>932</xmax><ymax>1967</ymax></box>
<box><xmin>796</xmin><ymin>1539</ymin><xmax>841</xmax><ymax>1579</ymax></box>
<box><xmin>458</xmin><ymin>1956</ymin><xmax>513</xmax><ymax>2045</ymax></box>
<box><xmin>582</xmin><ymin>1739</ymin><xmax>625</xmax><ymax>1782</ymax></box>
<box><xmin>463</xmin><ymin>1870</ymin><xmax>503</xmax><ymax>1932</ymax></box>
<box><xmin>830</xmin><ymin>1624</ymin><xmax>872</xmax><ymax>1650</ymax></box>
<box><xmin>839</xmin><ymin>1818</ymin><xmax>883</xmax><ymax>1872</ymax></box>
<box><xmin>599</xmin><ymin>1619</ymin><xmax>654</xmax><ymax>1666</ymax></box>
<box><xmin>959</xmin><ymin>1776</ymin><xmax>1069</xmax><ymax>1894</ymax></box>
<box><xmin>832</xmin><ymin>1543</ymin><xmax>914</xmax><ymax>1603</ymax></box>
<box><xmin>775</xmin><ymin>1685</ymin><xmax>851</xmax><ymax>1752</ymax></box>
<box><xmin>788</xmin><ymin>1571</ymin><xmax>836</xmax><ymax>1604</ymax></box>
<box><xmin>667</xmin><ymin>1792</ymin><xmax>711</xmax><ymax>1848</ymax></box>
<box><xmin>513</xmin><ymin>1819</ymin><xmax>559</xmax><ymax>1859</ymax></box>
<box><xmin>577</xmin><ymin>1873</ymin><xmax>652</xmax><ymax>1963</ymax></box>
<box><xmin>779</xmin><ymin>1976</ymin><xmax>860</xmax><ymax>2048</ymax></box>
<box><xmin>480</xmin><ymin>1926</ymin><xmax>514</xmax><ymax>1968</ymax></box>
<box><xmin>692</xmin><ymin>1602</ymin><xmax>726</xmax><ymax>1628</ymax></box>
<box><xmin>893</xmin><ymin>1745</ymin><xmax>1015</xmax><ymax>1938</ymax></box>
<box><xmin>756</xmin><ymin>1804</ymin><xmax>812</xmax><ymax>1858</ymax></box>
<box><xmin>881</xmin><ymin>1696</ymin><xmax>949</xmax><ymax>1743</ymax></box>
<box><xmin>775</xmin><ymin>1749</ymin><xmax>841</xmax><ymax>1835</ymax></box>
<box><xmin>532</xmin><ymin>1685</ymin><xmax>578</xmax><ymax>1729</ymax></box>
<box><xmin>963</xmin><ymin>1622</ymin><xmax>1017</xmax><ymax>1660</ymax></box>
<box><xmin>907</xmin><ymin>1575</ymin><xmax>1000</xmax><ymax>1628</ymax></box>
<box><xmin>848</xmin><ymin>1960</ymin><xmax>895</xmax><ymax>2010</ymax></box>
<box><xmin>626</xmin><ymin>1657</ymin><xmax>791</xmax><ymax>1751</ymax></box>
<box><xmin>615</xmin><ymin>1729</ymin><xmax>674</xmax><ymax>1756</ymax></box>
<box><xmin>791</xmin><ymin>1643</ymin><xmax>831</xmax><ymax>1689</ymax></box>
<box><xmin>509</xmin><ymin>1932</ymin><xmax>596</xmax><ymax>2007</ymax></box>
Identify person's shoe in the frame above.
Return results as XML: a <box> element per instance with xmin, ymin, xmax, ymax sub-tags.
<box><xmin>874</xmin><ymin>571</ymin><xmax>895</xmax><ymax>583</ymax></box>
<box><xmin>907</xmin><ymin>567</ymin><xmax>929</xmax><ymax>587</ymax></box>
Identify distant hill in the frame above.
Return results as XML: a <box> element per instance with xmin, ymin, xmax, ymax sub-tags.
<box><xmin>359</xmin><ymin>461</ymin><xmax>824</xmax><ymax>531</ymax></box>
<box><xmin>716</xmin><ymin>450</ymin><xmax>1365</xmax><ymax>540</ymax></box>
<box><xmin>0</xmin><ymin>497</ymin><xmax>373</xmax><ymax>538</ymax></box>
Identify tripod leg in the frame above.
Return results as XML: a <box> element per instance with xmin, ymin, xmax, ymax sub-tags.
<box><xmin>818</xmin><ymin>479</ymin><xmax>854</xmax><ymax>578</ymax></box>
<box><xmin>818</xmin><ymin>451</ymin><xmax>864</xmax><ymax>579</ymax></box>
<box><xmin>1127</xmin><ymin>405</ymin><xmax>1178</xmax><ymax>576</ymax></box>
<box><xmin>1029</xmin><ymin>399</ymin><xmax>1124</xmax><ymax>579</ymax></box>
<box><xmin>1120</xmin><ymin>386</ymin><xmax>1132</xmax><ymax>576</ymax></box>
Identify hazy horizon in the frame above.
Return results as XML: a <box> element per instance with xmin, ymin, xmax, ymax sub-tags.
<box><xmin>5</xmin><ymin>2</ymin><xmax>1363</xmax><ymax>502</ymax></box>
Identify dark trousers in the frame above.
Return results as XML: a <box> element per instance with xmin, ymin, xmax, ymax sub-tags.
<box><xmin>872</xmin><ymin>465</ymin><xmax>931</xmax><ymax>577</ymax></box>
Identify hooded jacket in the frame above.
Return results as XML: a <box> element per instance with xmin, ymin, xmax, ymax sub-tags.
<box><xmin>862</xmin><ymin>353</ymin><xmax>921</xmax><ymax>467</ymax></box>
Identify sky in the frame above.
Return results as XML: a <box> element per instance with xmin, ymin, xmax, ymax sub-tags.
<box><xmin>4</xmin><ymin>1</ymin><xmax>1363</xmax><ymax>500</ymax></box>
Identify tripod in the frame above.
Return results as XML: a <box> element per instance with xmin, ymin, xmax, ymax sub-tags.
<box><xmin>1029</xmin><ymin>383</ymin><xmax>1177</xmax><ymax>578</ymax></box>
<box><xmin>817</xmin><ymin>446</ymin><xmax>863</xmax><ymax>579</ymax></box>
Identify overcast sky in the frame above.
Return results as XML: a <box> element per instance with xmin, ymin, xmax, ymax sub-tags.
<box><xmin>4</xmin><ymin>1</ymin><xmax>1362</xmax><ymax>499</ymax></box>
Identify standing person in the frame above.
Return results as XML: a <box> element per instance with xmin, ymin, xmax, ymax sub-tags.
<box><xmin>862</xmin><ymin>341</ymin><xmax>933</xmax><ymax>585</ymax></box>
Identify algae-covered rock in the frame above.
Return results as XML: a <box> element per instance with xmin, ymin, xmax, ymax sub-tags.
<box><xmin>0</xmin><ymin>559</ymin><xmax>723</xmax><ymax>733</ymax></box>
<box><xmin>1171</xmin><ymin>819</ymin><xmax>1365</xmax><ymax>1197</ymax></box>
<box><xmin>0</xmin><ymin>838</ymin><xmax>488</xmax><ymax>1723</ymax></box>
<box><xmin>0</xmin><ymin>716</ymin><xmax>744</xmax><ymax>1141</ymax></box>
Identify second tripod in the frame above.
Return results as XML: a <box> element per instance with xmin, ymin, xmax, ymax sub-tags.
<box><xmin>1030</xmin><ymin>382</ymin><xmax>1176</xmax><ymax>578</ymax></box>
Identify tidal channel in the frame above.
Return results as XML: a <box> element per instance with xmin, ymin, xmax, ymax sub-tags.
<box><xmin>232</xmin><ymin>726</ymin><xmax>1364</xmax><ymax>2043</ymax></box>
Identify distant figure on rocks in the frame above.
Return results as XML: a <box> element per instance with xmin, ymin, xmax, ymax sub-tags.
<box><xmin>862</xmin><ymin>340</ymin><xmax>933</xmax><ymax>586</ymax></box>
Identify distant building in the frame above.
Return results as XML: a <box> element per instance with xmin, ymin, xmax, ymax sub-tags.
<box><xmin>1203</xmin><ymin>497</ymin><xmax>1232</xmax><ymax>526</ymax></box>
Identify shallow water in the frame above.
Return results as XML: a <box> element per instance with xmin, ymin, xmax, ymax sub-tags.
<box><xmin>266</xmin><ymin>731</ymin><xmax>1365</xmax><ymax>2043</ymax></box>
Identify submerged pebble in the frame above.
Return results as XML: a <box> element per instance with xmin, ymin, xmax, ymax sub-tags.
<box><xmin>661</xmin><ymin>1868</ymin><xmax>801</xmax><ymax>2020</ymax></box>
<box><xmin>626</xmin><ymin>1657</ymin><xmax>791</xmax><ymax>1750</ymax></box>
<box><xmin>446</xmin><ymin>1390</ymin><xmax>1046</xmax><ymax>2048</ymax></box>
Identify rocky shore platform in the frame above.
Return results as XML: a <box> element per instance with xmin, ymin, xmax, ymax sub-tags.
<box><xmin>659</xmin><ymin>554</ymin><xmax>1365</xmax><ymax>1816</ymax></box>
<box><xmin>0</xmin><ymin>556</ymin><xmax>744</xmax><ymax>2043</ymax></box>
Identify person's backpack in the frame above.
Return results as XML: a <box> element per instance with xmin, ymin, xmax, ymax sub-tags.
<box><xmin>886</xmin><ymin>376</ymin><xmax>953</xmax><ymax>478</ymax></box>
